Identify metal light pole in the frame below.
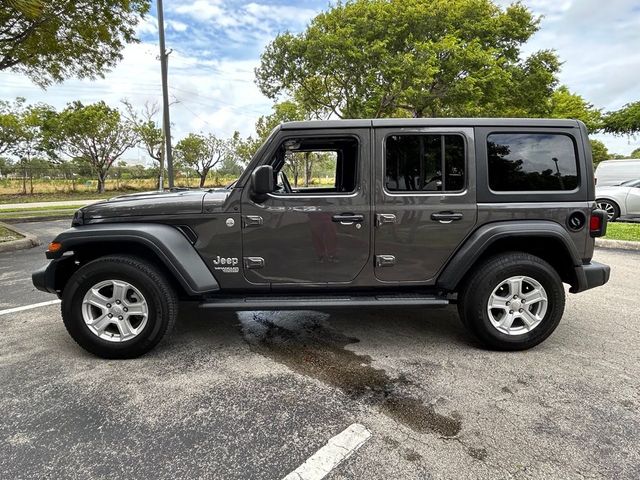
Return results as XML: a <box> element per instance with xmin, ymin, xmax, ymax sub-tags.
<box><xmin>157</xmin><ymin>0</ymin><xmax>174</xmax><ymax>189</ymax></box>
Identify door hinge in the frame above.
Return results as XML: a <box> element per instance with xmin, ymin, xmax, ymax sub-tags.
<box><xmin>243</xmin><ymin>215</ymin><xmax>264</xmax><ymax>227</ymax></box>
<box><xmin>376</xmin><ymin>213</ymin><xmax>396</xmax><ymax>226</ymax></box>
<box><xmin>375</xmin><ymin>255</ymin><xmax>396</xmax><ymax>267</ymax></box>
<box><xmin>243</xmin><ymin>257</ymin><xmax>265</xmax><ymax>269</ymax></box>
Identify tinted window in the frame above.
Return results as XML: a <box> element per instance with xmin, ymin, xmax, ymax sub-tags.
<box><xmin>488</xmin><ymin>133</ymin><xmax>578</xmax><ymax>191</ymax></box>
<box><xmin>385</xmin><ymin>134</ymin><xmax>465</xmax><ymax>192</ymax></box>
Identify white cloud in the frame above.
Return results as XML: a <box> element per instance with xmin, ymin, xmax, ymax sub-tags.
<box><xmin>174</xmin><ymin>0</ymin><xmax>225</xmax><ymax>21</ymax></box>
<box><xmin>0</xmin><ymin>41</ymin><xmax>272</xmax><ymax>165</ymax></box>
<box><xmin>167</xmin><ymin>20</ymin><xmax>189</xmax><ymax>32</ymax></box>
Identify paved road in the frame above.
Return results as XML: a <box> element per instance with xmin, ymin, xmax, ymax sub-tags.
<box><xmin>0</xmin><ymin>220</ymin><xmax>70</xmax><ymax>309</ymax></box>
<box><xmin>0</xmin><ymin>226</ymin><xmax>639</xmax><ymax>479</ymax></box>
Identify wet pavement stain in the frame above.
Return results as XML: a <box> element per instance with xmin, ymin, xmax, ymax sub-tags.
<box><xmin>238</xmin><ymin>311</ymin><xmax>462</xmax><ymax>437</ymax></box>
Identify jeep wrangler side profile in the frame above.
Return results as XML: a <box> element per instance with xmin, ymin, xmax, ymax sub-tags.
<box><xmin>33</xmin><ymin>118</ymin><xmax>610</xmax><ymax>358</ymax></box>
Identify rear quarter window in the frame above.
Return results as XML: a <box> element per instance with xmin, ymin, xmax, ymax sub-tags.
<box><xmin>487</xmin><ymin>133</ymin><xmax>579</xmax><ymax>192</ymax></box>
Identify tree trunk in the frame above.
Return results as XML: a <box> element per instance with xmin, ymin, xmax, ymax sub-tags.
<box><xmin>97</xmin><ymin>174</ymin><xmax>106</xmax><ymax>193</ymax></box>
<box><xmin>199</xmin><ymin>173</ymin><xmax>206</xmax><ymax>188</ymax></box>
<box><xmin>304</xmin><ymin>152</ymin><xmax>311</xmax><ymax>187</ymax></box>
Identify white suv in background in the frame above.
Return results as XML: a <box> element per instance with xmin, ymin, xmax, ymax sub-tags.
<box><xmin>596</xmin><ymin>179</ymin><xmax>640</xmax><ymax>221</ymax></box>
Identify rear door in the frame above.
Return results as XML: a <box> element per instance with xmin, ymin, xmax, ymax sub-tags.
<box><xmin>373</xmin><ymin>127</ymin><xmax>477</xmax><ymax>282</ymax></box>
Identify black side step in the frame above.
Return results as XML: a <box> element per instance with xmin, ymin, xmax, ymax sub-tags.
<box><xmin>199</xmin><ymin>293</ymin><xmax>449</xmax><ymax>311</ymax></box>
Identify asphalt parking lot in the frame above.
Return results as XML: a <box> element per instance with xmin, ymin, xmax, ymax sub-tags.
<box><xmin>1</xmin><ymin>220</ymin><xmax>639</xmax><ymax>479</ymax></box>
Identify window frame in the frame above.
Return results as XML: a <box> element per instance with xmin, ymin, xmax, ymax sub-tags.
<box><xmin>266</xmin><ymin>133</ymin><xmax>361</xmax><ymax>198</ymax></box>
<box><xmin>382</xmin><ymin>131</ymin><xmax>468</xmax><ymax>196</ymax></box>
<box><xmin>486</xmin><ymin>131</ymin><xmax>581</xmax><ymax>195</ymax></box>
<box><xmin>475</xmin><ymin>126</ymin><xmax>588</xmax><ymax>204</ymax></box>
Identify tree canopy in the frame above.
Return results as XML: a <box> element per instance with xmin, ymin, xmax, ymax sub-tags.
<box><xmin>256</xmin><ymin>0</ymin><xmax>560</xmax><ymax>119</ymax></box>
<box><xmin>548</xmin><ymin>86</ymin><xmax>602</xmax><ymax>133</ymax></box>
<box><xmin>55</xmin><ymin>101</ymin><xmax>137</xmax><ymax>192</ymax></box>
<box><xmin>174</xmin><ymin>133</ymin><xmax>228</xmax><ymax>187</ymax></box>
<box><xmin>0</xmin><ymin>0</ymin><xmax>150</xmax><ymax>86</ymax></box>
<box><xmin>602</xmin><ymin>102</ymin><xmax>640</xmax><ymax>136</ymax></box>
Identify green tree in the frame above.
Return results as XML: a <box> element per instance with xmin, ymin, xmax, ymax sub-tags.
<box><xmin>174</xmin><ymin>133</ymin><xmax>226</xmax><ymax>188</ymax></box>
<box><xmin>8</xmin><ymin>100</ymin><xmax>57</xmax><ymax>193</ymax></box>
<box><xmin>603</xmin><ymin>102</ymin><xmax>640</xmax><ymax>136</ymax></box>
<box><xmin>0</xmin><ymin>0</ymin><xmax>150</xmax><ymax>86</ymax></box>
<box><xmin>55</xmin><ymin>101</ymin><xmax>137</xmax><ymax>193</ymax></box>
<box><xmin>256</xmin><ymin>0</ymin><xmax>560</xmax><ymax>119</ymax></box>
<box><xmin>549</xmin><ymin>86</ymin><xmax>602</xmax><ymax>133</ymax></box>
<box><xmin>0</xmin><ymin>156</ymin><xmax>14</xmax><ymax>176</ymax></box>
<box><xmin>123</xmin><ymin>99</ymin><xmax>165</xmax><ymax>187</ymax></box>
<box><xmin>630</xmin><ymin>147</ymin><xmax>640</xmax><ymax>158</ymax></box>
<box><xmin>123</xmin><ymin>100</ymin><xmax>163</xmax><ymax>164</ymax></box>
<box><xmin>0</xmin><ymin>98</ymin><xmax>22</xmax><ymax>155</ymax></box>
<box><xmin>589</xmin><ymin>139</ymin><xmax>609</xmax><ymax>166</ymax></box>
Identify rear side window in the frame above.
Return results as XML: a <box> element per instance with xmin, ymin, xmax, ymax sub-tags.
<box><xmin>385</xmin><ymin>134</ymin><xmax>465</xmax><ymax>192</ymax></box>
<box><xmin>487</xmin><ymin>133</ymin><xmax>579</xmax><ymax>191</ymax></box>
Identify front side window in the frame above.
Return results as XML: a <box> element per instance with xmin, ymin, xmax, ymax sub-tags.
<box><xmin>385</xmin><ymin>134</ymin><xmax>465</xmax><ymax>192</ymax></box>
<box><xmin>270</xmin><ymin>136</ymin><xmax>359</xmax><ymax>194</ymax></box>
<box><xmin>487</xmin><ymin>133</ymin><xmax>579</xmax><ymax>192</ymax></box>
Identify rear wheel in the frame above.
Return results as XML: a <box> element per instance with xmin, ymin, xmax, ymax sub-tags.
<box><xmin>458</xmin><ymin>252</ymin><xmax>565</xmax><ymax>350</ymax></box>
<box><xmin>62</xmin><ymin>255</ymin><xmax>178</xmax><ymax>358</ymax></box>
<box><xmin>596</xmin><ymin>199</ymin><xmax>620</xmax><ymax>221</ymax></box>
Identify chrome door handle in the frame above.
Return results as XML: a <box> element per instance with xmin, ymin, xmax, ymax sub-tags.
<box><xmin>431</xmin><ymin>212</ymin><xmax>463</xmax><ymax>223</ymax></box>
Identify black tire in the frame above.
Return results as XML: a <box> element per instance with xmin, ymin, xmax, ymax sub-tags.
<box><xmin>596</xmin><ymin>199</ymin><xmax>620</xmax><ymax>222</ymax></box>
<box><xmin>61</xmin><ymin>255</ymin><xmax>178</xmax><ymax>359</ymax></box>
<box><xmin>457</xmin><ymin>252</ymin><xmax>565</xmax><ymax>351</ymax></box>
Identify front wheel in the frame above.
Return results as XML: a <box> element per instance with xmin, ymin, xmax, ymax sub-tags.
<box><xmin>62</xmin><ymin>255</ymin><xmax>178</xmax><ymax>358</ymax></box>
<box><xmin>458</xmin><ymin>252</ymin><xmax>565</xmax><ymax>351</ymax></box>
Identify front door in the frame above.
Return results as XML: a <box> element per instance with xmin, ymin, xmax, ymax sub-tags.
<box><xmin>241</xmin><ymin>129</ymin><xmax>371</xmax><ymax>285</ymax></box>
<box><xmin>373</xmin><ymin>127</ymin><xmax>477</xmax><ymax>282</ymax></box>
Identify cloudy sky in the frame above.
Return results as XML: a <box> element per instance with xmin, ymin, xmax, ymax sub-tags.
<box><xmin>1</xmin><ymin>0</ymin><xmax>639</xmax><ymax>163</ymax></box>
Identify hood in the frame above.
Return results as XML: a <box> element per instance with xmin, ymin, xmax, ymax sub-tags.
<box><xmin>81</xmin><ymin>189</ymin><xmax>214</xmax><ymax>219</ymax></box>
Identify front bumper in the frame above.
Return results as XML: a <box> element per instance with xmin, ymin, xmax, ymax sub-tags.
<box><xmin>32</xmin><ymin>261</ymin><xmax>58</xmax><ymax>295</ymax></box>
<box><xmin>571</xmin><ymin>261</ymin><xmax>611</xmax><ymax>293</ymax></box>
<box><xmin>32</xmin><ymin>257</ymin><xmax>76</xmax><ymax>297</ymax></box>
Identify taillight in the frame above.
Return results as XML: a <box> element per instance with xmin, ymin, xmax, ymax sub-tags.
<box><xmin>590</xmin><ymin>210</ymin><xmax>607</xmax><ymax>237</ymax></box>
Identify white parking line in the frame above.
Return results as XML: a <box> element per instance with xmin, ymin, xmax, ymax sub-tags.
<box><xmin>0</xmin><ymin>299</ymin><xmax>61</xmax><ymax>317</ymax></box>
<box><xmin>282</xmin><ymin>423</ymin><xmax>372</xmax><ymax>480</ymax></box>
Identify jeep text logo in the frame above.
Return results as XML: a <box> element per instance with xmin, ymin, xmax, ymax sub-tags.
<box><xmin>213</xmin><ymin>256</ymin><xmax>238</xmax><ymax>266</ymax></box>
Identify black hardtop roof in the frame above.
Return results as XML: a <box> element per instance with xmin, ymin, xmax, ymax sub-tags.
<box><xmin>280</xmin><ymin>118</ymin><xmax>581</xmax><ymax>130</ymax></box>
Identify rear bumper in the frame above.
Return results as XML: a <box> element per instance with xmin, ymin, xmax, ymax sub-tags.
<box><xmin>571</xmin><ymin>261</ymin><xmax>611</xmax><ymax>293</ymax></box>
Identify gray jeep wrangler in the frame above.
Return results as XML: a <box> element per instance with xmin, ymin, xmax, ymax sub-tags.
<box><xmin>33</xmin><ymin>118</ymin><xmax>610</xmax><ymax>358</ymax></box>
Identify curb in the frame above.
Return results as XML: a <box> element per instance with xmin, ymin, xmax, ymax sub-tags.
<box><xmin>0</xmin><ymin>222</ymin><xmax>40</xmax><ymax>253</ymax></box>
<box><xmin>595</xmin><ymin>238</ymin><xmax>640</xmax><ymax>251</ymax></box>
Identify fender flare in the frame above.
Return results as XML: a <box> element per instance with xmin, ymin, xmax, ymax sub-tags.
<box><xmin>46</xmin><ymin>223</ymin><xmax>219</xmax><ymax>295</ymax></box>
<box><xmin>436</xmin><ymin>220</ymin><xmax>582</xmax><ymax>291</ymax></box>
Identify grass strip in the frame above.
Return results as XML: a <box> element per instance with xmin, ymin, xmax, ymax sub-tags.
<box><xmin>604</xmin><ymin>222</ymin><xmax>640</xmax><ymax>242</ymax></box>
<box><xmin>0</xmin><ymin>224</ymin><xmax>24</xmax><ymax>243</ymax></box>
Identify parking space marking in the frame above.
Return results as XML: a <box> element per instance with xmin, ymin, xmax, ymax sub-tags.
<box><xmin>282</xmin><ymin>423</ymin><xmax>371</xmax><ymax>480</ymax></box>
<box><xmin>0</xmin><ymin>299</ymin><xmax>61</xmax><ymax>317</ymax></box>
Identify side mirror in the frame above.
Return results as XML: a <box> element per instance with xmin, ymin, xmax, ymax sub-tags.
<box><xmin>251</xmin><ymin>165</ymin><xmax>274</xmax><ymax>198</ymax></box>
